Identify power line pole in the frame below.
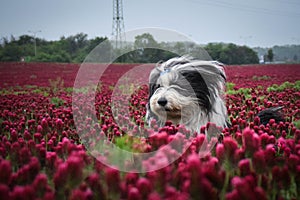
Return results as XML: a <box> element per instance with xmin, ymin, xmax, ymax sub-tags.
<box><xmin>112</xmin><ymin>0</ymin><xmax>125</xmax><ymax>49</ymax></box>
<box><xmin>28</xmin><ymin>30</ymin><xmax>41</xmax><ymax>56</ymax></box>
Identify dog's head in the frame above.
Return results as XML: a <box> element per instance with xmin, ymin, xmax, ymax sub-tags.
<box><xmin>146</xmin><ymin>56</ymin><xmax>227</xmax><ymax>131</ymax></box>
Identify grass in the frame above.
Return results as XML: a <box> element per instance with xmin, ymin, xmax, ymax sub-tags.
<box><xmin>50</xmin><ymin>97</ymin><xmax>65</xmax><ymax>107</ymax></box>
<box><xmin>226</xmin><ymin>82</ymin><xmax>251</xmax><ymax>99</ymax></box>
<box><xmin>252</xmin><ymin>75</ymin><xmax>271</xmax><ymax>81</ymax></box>
<box><xmin>267</xmin><ymin>81</ymin><xmax>300</xmax><ymax>92</ymax></box>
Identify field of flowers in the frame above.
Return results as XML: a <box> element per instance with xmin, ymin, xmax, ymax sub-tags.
<box><xmin>0</xmin><ymin>62</ymin><xmax>300</xmax><ymax>200</ymax></box>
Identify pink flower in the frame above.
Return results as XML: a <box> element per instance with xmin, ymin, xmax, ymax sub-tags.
<box><xmin>136</xmin><ymin>177</ymin><xmax>152</xmax><ymax>198</ymax></box>
<box><xmin>28</xmin><ymin>157</ymin><xmax>41</xmax><ymax>179</ymax></box>
<box><xmin>148</xmin><ymin>192</ymin><xmax>162</xmax><ymax>200</ymax></box>
<box><xmin>234</xmin><ymin>148</ymin><xmax>245</xmax><ymax>164</ymax></box>
<box><xmin>254</xmin><ymin>187</ymin><xmax>268</xmax><ymax>200</ymax></box>
<box><xmin>272</xmin><ymin>166</ymin><xmax>291</xmax><ymax>190</ymax></box>
<box><xmin>53</xmin><ymin>163</ymin><xmax>68</xmax><ymax>188</ymax></box>
<box><xmin>0</xmin><ymin>160</ymin><xmax>12</xmax><ymax>184</ymax></box>
<box><xmin>0</xmin><ymin>147</ymin><xmax>6</xmax><ymax>159</ymax></box>
<box><xmin>41</xmin><ymin>118</ymin><xmax>48</xmax><ymax>129</ymax></box>
<box><xmin>287</xmin><ymin>154</ymin><xmax>300</xmax><ymax>174</ymax></box>
<box><xmin>164</xmin><ymin>186</ymin><xmax>178</xmax><ymax>199</ymax></box>
<box><xmin>202</xmin><ymin>161</ymin><xmax>224</xmax><ymax>190</ymax></box>
<box><xmin>55</xmin><ymin>118</ymin><xmax>63</xmax><ymax>130</ymax></box>
<box><xmin>0</xmin><ymin>184</ymin><xmax>9</xmax><ymax>200</ymax></box>
<box><xmin>23</xmin><ymin>130</ymin><xmax>32</xmax><ymax>141</ymax></box>
<box><xmin>252</xmin><ymin>150</ymin><xmax>267</xmax><ymax>174</ymax></box>
<box><xmin>34</xmin><ymin>132</ymin><xmax>43</xmax><ymax>143</ymax></box>
<box><xmin>128</xmin><ymin>187</ymin><xmax>141</xmax><ymax>200</ymax></box>
<box><xmin>295</xmin><ymin>130</ymin><xmax>300</xmax><ymax>143</ymax></box>
<box><xmin>254</xmin><ymin>116</ymin><xmax>260</xmax><ymax>125</ymax></box>
<box><xmin>19</xmin><ymin>147</ymin><xmax>31</xmax><ymax>165</ymax></box>
<box><xmin>230</xmin><ymin>175</ymin><xmax>259</xmax><ymax>200</ymax></box>
<box><xmin>234</xmin><ymin>131</ymin><xmax>243</xmax><ymax>146</ymax></box>
<box><xmin>105</xmin><ymin>167</ymin><xmax>120</xmax><ymax>193</ymax></box>
<box><xmin>259</xmin><ymin>133</ymin><xmax>269</xmax><ymax>148</ymax></box>
<box><xmin>86</xmin><ymin>173</ymin><xmax>106</xmax><ymax>199</ymax></box>
<box><xmin>267</xmin><ymin>135</ymin><xmax>276</xmax><ymax>144</ymax></box>
<box><xmin>264</xmin><ymin>144</ymin><xmax>276</xmax><ymax>167</ymax></box>
<box><xmin>66</xmin><ymin>155</ymin><xmax>84</xmax><ymax>183</ymax></box>
<box><xmin>223</xmin><ymin>137</ymin><xmax>238</xmax><ymax>164</ymax></box>
<box><xmin>37</xmin><ymin>124</ymin><xmax>43</xmax><ymax>133</ymax></box>
<box><xmin>225</xmin><ymin>189</ymin><xmax>239</xmax><ymax>200</ymax></box>
<box><xmin>11</xmin><ymin>185</ymin><xmax>35</xmax><ymax>200</ymax></box>
<box><xmin>169</xmin><ymin>132</ymin><xmax>185</xmax><ymax>151</ymax></box>
<box><xmin>125</xmin><ymin>172</ymin><xmax>139</xmax><ymax>186</ymax></box>
<box><xmin>216</xmin><ymin>143</ymin><xmax>225</xmax><ymax>162</ymax></box>
<box><xmin>238</xmin><ymin>159</ymin><xmax>251</xmax><ymax>176</ymax></box>
<box><xmin>10</xmin><ymin>129</ymin><xmax>18</xmax><ymax>142</ymax></box>
<box><xmin>242</xmin><ymin>127</ymin><xmax>260</xmax><ymax>157</ymax></box>
<box><xmin>187</xmin><ymin>153</ymin><xmax>202</xmax><ymax>172</ymax></box>
<box><xmin>32</xmin><ymin>173</ymin><xmax>50</xmax><ymax>198</ymax></box>
<box><xmin>69</xmin><ymin>188</ymin><xmax>93</xmax><ymax>200</ymax></box>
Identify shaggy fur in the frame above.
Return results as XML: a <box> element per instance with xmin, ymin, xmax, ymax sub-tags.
<box><xmin>146</xmin><ymin>56</ymin><xmax>228</xmax><ymax>133</ymax></box>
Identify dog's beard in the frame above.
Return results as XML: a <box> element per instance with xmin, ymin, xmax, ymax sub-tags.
<box><xmin>149</xmin><ymin>88</ymin><xmax>207</xmax><ymax>131</ymax></box>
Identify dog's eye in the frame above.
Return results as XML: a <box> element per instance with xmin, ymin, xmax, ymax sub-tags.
<box><xmin>169</xmin><ymin>85</ymin><xmax>192</xmax><ymax>96</ymax></box>
<box><xmin>153</xmin><ymin>84</ymin><xmax>160</xmax><ymax>91</ymax></box>
<box><xmin>149</xmin><ymin>84</ymin><xmax>161</xmax><ymax>97</ymax></box>
<box><xmin>170</xmin><ymin>85</ymin><xmax>186</xmax><ymax>92</ymax></box>
<box><xmin>154</xmin><ymin>87</ymin><xmax>163</xmax><ymax>94</ymax></box>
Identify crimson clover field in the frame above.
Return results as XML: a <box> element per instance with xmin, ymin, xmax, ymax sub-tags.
<box><xmin>0</xmin><ymin>62</ymin><xmax>300</xmax><ymax>200</ymax></box>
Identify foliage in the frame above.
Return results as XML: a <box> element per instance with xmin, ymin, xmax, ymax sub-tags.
<box><xmin>226</xmin><ymin>83</ymin><xmax>252</xmax><ymax>99</ymax></box>
<box><xmin>267</xmin><ymin>81</ymin><xmax>300</xmax><ymax>92</ymax></box>
<box><xmin>253</xmin><ymin>45</ymin><xmax>300</xmax><ymax>63</ymax></box>
<box><xmin>267</xmin><ymin>48</ymin><xmax>274</xmax><ymax>62</ymax></box>
<box><xmin>205</xmin><ymin>43</ymin><xmax>259</xmax><ymax>64</ymax></box>
<box><xmin>1</xmin><ymin>33</ymin><xmax>260</xmax><ymax>64</ymax></box>
<box><xmin>0</xmin><ymin>33</ymin><xmax>109</xmax><ymax>63</ymax></box>
<box><xmin>252</xmin><ymin>75</ymin><xmax>271</xmax><ymax>81</ymax></box>
<box><xmin>50</xmin><ymin>97</ymin><xmax>65</xmax><ymax>107</ymax></box>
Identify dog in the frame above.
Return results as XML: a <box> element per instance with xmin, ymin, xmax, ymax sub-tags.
<box><xmin>146</xmin><ymin>56</ymin><xmax>228</xmax><ymax>133</ymax></box>
<box><xmin>146</xmin><ymin>56</ymin><xmax>284</xmax><ymax>133</ymax></box>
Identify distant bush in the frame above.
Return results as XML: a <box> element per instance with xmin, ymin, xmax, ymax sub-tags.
<box><xmin>205</xmin><ymin>43</ymin><xmax>259</xmax><ymax>64</ymax></box>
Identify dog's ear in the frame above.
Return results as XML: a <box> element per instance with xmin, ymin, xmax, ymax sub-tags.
<box><xmin>148</xmin><ymin>68</ymin><xmax>161</xmax><ymax>100</ymax></box>
<box><xmin>149</xmin><ymin>83</ymin><xmax>160</xmax><ymax>100</ymax></box>
<box><xmin>257</xmin><ymin>106</ymin><xmax>285</xmax><ymax>125</ymax></box>
<box><xmin>180</xmin><ymin>70</ymin><xmax>212</xmax><ymax>112</ymax></box>
<box><xmin>146</xmin><ymin>68</ymin><xmax>162</xmax><ymax>125</ymax></box>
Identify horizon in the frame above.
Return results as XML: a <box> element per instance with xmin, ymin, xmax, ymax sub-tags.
<box><xmin>2</xmin><ymin>31</ymin><xmax>300</xmax><ymax>49</ymax></box>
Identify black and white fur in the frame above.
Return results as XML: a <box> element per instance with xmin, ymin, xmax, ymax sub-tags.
<box><xmin>146</xmin><ymin>56</ymin><xmax>228</xmax><ymax>133</ymax></box>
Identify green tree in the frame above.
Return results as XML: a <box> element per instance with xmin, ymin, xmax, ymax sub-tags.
<box><xmin>204</xmin><ymin>43</ymin><xmax>223</xmax><ymax>60</ymax></box>
<box><xmin>134</xmin><ymin>33</ymin><xmax>159</xmax><ymax>49</ymax></box>
<box><xmin>132</xmin><ymin>33</ymin><xmax>160</xmax><ymax>63</ymax></box>
<box><xmin>204</xmin><ymin>43</ymin><xmax>259</xmax><ymax>64</ymax></box>
<box><xmin>0</xmin><ymin>33</ymin><xmax>259</xmax><ymax>64</ymax></box>
<box><xmin>0</xmin><ymin>43</ymin><xmax>23</xmax><ymax>61</ymax></box>
<box><xmin>293</xmin><ymin>54</ymin><xmax>298</xmax><ymax>62</ymax></box>
<box><xmin>267</xmin><ymin>48</ymin><xmax>274</xmax><ymax>62</ymax></box>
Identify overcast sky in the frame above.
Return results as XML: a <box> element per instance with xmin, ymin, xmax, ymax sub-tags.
<box><xmin>1</xmin><ymin>0</ymin><xmax>300</xmax><ymax>47</ymax></box>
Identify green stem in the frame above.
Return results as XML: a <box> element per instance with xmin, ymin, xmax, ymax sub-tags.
<box><xmin>220</xmin><ymin>168</ymin><xmax>230</xmax><ymax>200</ymax></box>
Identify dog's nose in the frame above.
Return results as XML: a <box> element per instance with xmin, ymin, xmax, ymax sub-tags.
<box><xmin>157</xmin><ymin>97</ymin><xmax>168</xmax><ymax>106</ymax></box>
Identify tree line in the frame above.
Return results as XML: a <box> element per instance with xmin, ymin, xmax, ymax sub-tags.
<box><xmin>254</xmin><ymin>45</ymin><xmax>300</xmax><ymax>63</ymax></box>
<box><xmin>0</xmin><ymin>32</ymin><xmax>259</xmax><ymax>64</ymax></box>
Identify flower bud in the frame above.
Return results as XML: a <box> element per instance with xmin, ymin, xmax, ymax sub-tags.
<box><xmin>128</xmin><ymin>187</ymin><xmax>141</xmax><ymax>200</ymax></box>
<box><xmin>0</xmin><ymin>160</ymin><xmax>12</xmax><ymax>184</ymax></box>
<box><xmin>238</xmin><ymin>159</ymin><xmax>251</xmax><ymax>176</ymax></box>
<box><xmin>252</xmin><ymin>150</ymin><xmax>266</xmax><ymax>174</ymax></box>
